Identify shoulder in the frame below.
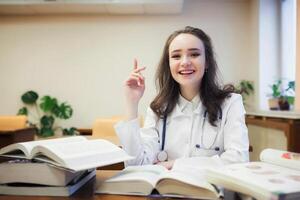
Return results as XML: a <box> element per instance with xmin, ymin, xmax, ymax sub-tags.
<box><xmin>144</xmin><ymin>107</ymin><xmax>160</xmax><ymax>127</ymax></box>
<box><xmin>222</xmin><ymin>93</ymin><xmax>245</xmax><ymax>113</ymax></box>
<box><xmin>226</xmin><ymin>93</ymin><xmax>243</xmax><ymax>103</ymax></box>
<box><xmin>146</xmin><ymin>107</ymin><xmax>158</xmax><ymax>117</ymax></box>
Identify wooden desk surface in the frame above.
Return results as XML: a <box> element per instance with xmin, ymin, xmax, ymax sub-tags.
<box><xmin>246</xmin><ymin>110</ymin><xmax>300</xmax><ymax>119</ymax></box>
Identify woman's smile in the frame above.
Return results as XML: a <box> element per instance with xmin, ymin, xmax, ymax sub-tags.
<box><xmin>178</xmin><ymin>69</ymin><xmax>196</xmax><ymax>76</ymax></box>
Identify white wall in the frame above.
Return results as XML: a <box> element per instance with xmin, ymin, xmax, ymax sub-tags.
<box><xmin>248</xmin><ymin>0</ymin><xmax>259</xmax><ymax>110</ymax></box>
<box><xmin>0</xmin><ymin>0</ymin><xmax>255</xmax><ymax>128</ymax></box>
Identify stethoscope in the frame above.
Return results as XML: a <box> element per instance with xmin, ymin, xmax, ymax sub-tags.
<box><xmin>157</xmin><ymin>110</ymin><xmax>222</xmax><ymax>162</ymax></box>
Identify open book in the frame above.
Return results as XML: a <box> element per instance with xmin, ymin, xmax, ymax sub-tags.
<box><xmin>206</xmin><ymin>149</ymin><xmax>300</xmax><ymax>200</ymax></box>
<box><xmin>96</xmin><ymin>157</ymin><xmax>222</xmax><ymax>199</ymax></box>
<box><xmin>0</xmin><ymin>136</ymin><xmax>132</xmax><ymax>171</ymax></box>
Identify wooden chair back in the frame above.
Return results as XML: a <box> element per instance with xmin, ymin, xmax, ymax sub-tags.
<box><xmin>92</xmin><ymin>116</ymin><xmax>143</xmax><ymax>138</ymax></box>
<box><xmin>0</xmin><ymin>115</ymin><xmax>27</xmax><ymax>131</ymax></box>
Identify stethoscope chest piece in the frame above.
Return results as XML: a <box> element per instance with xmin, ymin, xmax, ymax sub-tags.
<box><xmin>157</xmin><ymin>150</ymin><xmax>168</xmax><ymax>162</ymax></box>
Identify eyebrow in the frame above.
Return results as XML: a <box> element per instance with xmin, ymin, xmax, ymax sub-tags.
<box><xmin>170</xmin><ymin>48</ymin><xmax>202</xmax><ymax>53</ymax></box>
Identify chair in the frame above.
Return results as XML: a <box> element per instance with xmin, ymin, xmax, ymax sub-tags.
<box><xmin>0</xmin><ymin>115</ymin><xmax>27</xmax><ymax>131</ymax></box>
<box><xmin>92</xmin><ymin>116</ymin><xmax>143</xmax><ymax>139</ymax></box>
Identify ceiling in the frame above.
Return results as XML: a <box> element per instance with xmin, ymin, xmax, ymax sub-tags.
<box><xmin>0</xmin><ymin>0</ymin><xmax>184</xmax><ymax>15</ymax></box>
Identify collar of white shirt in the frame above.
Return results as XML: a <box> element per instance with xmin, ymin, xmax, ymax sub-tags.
<box><xmin>178</xmin><ymin>94</ymin><xmax>201</xmax><ymax>115</ymax></box>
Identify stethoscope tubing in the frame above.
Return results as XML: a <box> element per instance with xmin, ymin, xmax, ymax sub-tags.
<box><xmin>160</xmin><ymin>110</ymin><xmax>222</xmax><ymax>151</ymax></box>
<box><xmin>161</xmin><ymin>114</ymin><xmax>167</xmax><ymax>151</ymax></box>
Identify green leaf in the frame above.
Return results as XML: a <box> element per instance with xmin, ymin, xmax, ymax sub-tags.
<box><xmin>272</xmin><ymin>84</ymin><xmax>281</xmax><ymax>98</ymax></box>
<box><xmin>54</xmin><ymin>102</ymin><xmax>73</xmax><ymax>119</ymax></box>
<box><xmin>40</xmin><ymin>96</ymin><xmax>58</xmax><ymax>112</ymax></box>
<box><xmin>21</xmin><ymin>91</ymin><xmax>38</xmax><ymax>104</ymax></box>
<box><xmin>40</xmin><ymin>115</ymin><xmax>55</xmax><ymax>129</ymax></box>
<box><xmin>247</xmin><ymin>83</ymin><xmax>254</xmax><ymax>91</ymax></box>
<box><xmin>39</xmin><ymin>127</ymin><xmax>54</xmax><ymax>137</ymax></box>
<box><xmin>63</xmin><ymin>127</ymin><xmax>78</xmax><ymax>136</ymax></box>
<box><xmin>287</xmin><ymin>96</ymin><xmax>295</xmax><ymax>105</ymax></box>
<box><xmin>17</xmin><ymin>107</ymin><xmax>28</xmax><ymax>115</ymax></box>
<box><xmin>236</xmin><ymin>80</ymin><xmax>254</xmax><ymax>99</ymax></box>
<box><xmin>287</xmin><ymin>81</ymin><xmax>295</xmax><ymax>91</ymax></box>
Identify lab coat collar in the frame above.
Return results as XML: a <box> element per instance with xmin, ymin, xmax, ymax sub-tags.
<box><xmin>169</xmin><ymin>94</ymin><xmax>202</xmax><ymax>119</ymax></box>
<box><xmin>178</xmin><ymin>94</ymin><xmax>200</xmax><ymax>112</ymax></box>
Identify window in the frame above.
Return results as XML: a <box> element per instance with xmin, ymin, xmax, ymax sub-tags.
<box><xmin>258</xmin><ymin>0</ymin><xmax>296</xmax><ymax>110</ymax></box>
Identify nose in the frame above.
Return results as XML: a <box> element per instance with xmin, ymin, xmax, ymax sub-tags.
<box><xmin>181</xmin><ymin>55</ymin><xmax>191</xmax><ymax>67</ymax></box>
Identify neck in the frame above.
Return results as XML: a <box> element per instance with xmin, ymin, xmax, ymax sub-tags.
<box><xmin>180</xmin><ymin>85</ymin><xmax>199</xmax><ymax>101</ymax></box>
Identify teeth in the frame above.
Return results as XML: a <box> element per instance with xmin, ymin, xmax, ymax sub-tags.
<box><xmin>179</xmin><ymin>70</ymin><xmax>194</xmax><ymax>75</ymax></box>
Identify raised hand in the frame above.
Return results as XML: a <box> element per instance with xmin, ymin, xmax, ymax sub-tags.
<box><xmin>124</xmin><ymin>59</ymin><xmax>146</xmax><ymax>120</ymax></box>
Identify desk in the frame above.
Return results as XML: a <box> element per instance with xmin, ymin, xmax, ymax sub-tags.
<box><xmin>246</xmin><ymin>110</ymin><xmax>300</xmax><ymax>153</ymax></box>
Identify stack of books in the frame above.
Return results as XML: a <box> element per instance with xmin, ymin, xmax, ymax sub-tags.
<box><xmin>0</xmin><ymin>136</ymin><xmax>132</xmax><ymax>196</ymax></box>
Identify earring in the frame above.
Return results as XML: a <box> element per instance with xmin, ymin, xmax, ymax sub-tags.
<box><xmin>205</xmin><ymin>68</ymin><xmax>208</xmax><ymax>73</ymax></box>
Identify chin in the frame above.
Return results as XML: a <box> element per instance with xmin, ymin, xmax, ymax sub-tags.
<box><xmin>178</xmin><ymin>80</ymin><xmax>197</xmax><ymax>87</ymax></box>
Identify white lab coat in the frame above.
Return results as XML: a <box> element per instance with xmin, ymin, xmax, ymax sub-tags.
<box><xmin>115</xmin><ymin>93</ymin><xmax>249</xmax><ymax>166</ymax></box>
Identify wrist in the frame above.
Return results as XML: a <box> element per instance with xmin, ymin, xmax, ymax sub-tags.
<box><xmin>125</xmin><ymin>103</ymin><xmax>138</xmax><ymax>121</ymax></box>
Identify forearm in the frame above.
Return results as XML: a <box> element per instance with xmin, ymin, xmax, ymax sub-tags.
<box><xmin>114</xmin><ymin>118</ymin><xmax>158</xmax><ymax>166</ymax></box>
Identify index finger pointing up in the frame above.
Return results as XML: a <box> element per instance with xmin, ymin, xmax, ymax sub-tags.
<box><xmin>134</xmin><ymin>58</ymin><xmax>138</xmax><ymax>70</ymax></box>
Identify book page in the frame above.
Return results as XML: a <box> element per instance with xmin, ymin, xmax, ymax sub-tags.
<box><xmin>157</xmin><ymin>166</ymin><xmax>217</xmax><ymax>193</ymax></box>
<box><xmin>0</xmin><ymin>136</ymin><xmax>87</xmax><ymax>159</ymax></box>
<box><xmin>32</xmin><ymin>139</ymin><xmax>133</xmax><ymax>171</ymax></box>
<box><xmin>207</xmin><ymin>162</ymin><xmax>300</xmax><ymax>197</ymax></box>
<box><xmin>172</xmin><ymin>156</ymin><xmax>224</xmax><ymax>172</ymax></box>
<box><xmin>260</xmin><ymin>148</ymin><xmax>300</xmax><ymax>171</ymax></box>
<box><xmin>0</xmin><ymin>143</ymin><xmax>31</xmax><ymax>158</ymax></box>
<box><xmin>107</xmin><ymin>165</ymin><xmax>167</xmax><ymax>187</ymax></box>
<box><xmin>96</xmin><ymin>165</ymin><xmax>167</xmax><ymax>196</ymax></box>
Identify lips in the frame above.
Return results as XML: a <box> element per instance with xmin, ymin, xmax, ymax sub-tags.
<box><xmin>178</xmin><ymin>69</ymin><xmax>195</xmax><ymax>75</ymax></box>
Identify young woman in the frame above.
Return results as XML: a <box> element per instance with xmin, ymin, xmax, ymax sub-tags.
<box><xmin>115</xmin><ymin>26</ymin><xmax>249</xmax><ymax>169</ymax></box>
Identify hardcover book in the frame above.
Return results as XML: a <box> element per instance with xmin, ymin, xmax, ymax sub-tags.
<box><xmin>0</xmin><ymin>169</ymin><xmax>96</xmax><ymax>196</ymax></box>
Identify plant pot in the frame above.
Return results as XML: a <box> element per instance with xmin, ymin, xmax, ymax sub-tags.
<box><xmin>279</xmin><ymin>98</ymin><xmax>290</xmax><ymax>110</ymax></box>
<box><xmin>268</xmin><ymin>98</ymin><xmax>279</xmax><ymax>110</ymax></box>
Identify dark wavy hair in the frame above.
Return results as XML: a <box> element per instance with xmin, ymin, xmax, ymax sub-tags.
<box><xmin>150</xmin><ymin>26</ymin><xmax>235</xmax><ymax>126</ymax></box>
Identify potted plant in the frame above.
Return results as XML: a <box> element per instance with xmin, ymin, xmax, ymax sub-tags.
<box><xmin>235</xmin><ymin>80</ymin><xmax>254</xmax><ymax>107</ymax></box>
<box><xmin>235</xmin><ymin>80</ymin><xmax>254</xmax><ymax>109</ymax></box>
<box><xmin>268</xmin><ymin>80</ymin><xmax>295</xmax><ymax>111</ymax></box>
<box><xmin>268</xmin><ymin>80</ymin><xmax>281</xmax><ymax>110</ymax></box>
<box><xmin>17</xmin><ymin>90</ymin><xmax>78</xmax><ymax>137</ymax></box>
